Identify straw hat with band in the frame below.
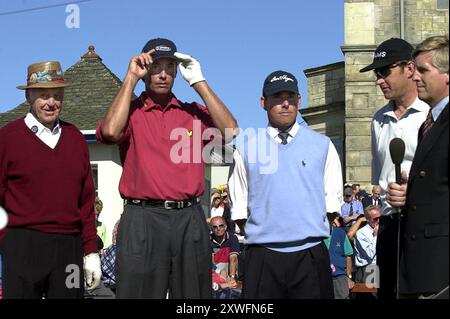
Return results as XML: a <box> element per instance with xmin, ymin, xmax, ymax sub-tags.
<box><xmin>17</xmin><ymin>61</ymin><xmax>73</xmax><ymax>90</ymax></box>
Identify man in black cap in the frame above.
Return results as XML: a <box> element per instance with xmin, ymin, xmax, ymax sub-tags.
<box><xmin>228</xmin><ymin>70</ymin><xmax>343</xmax><ymax>298</ymax></box>
<box><xmin>360</xmin><ymin>38</ymin><xmax>429</xmax><ymax>299</ymax></box>
<box><xmin>96</xmin><ymin>38</ymin><xmax>238</xmax><ymax>298</ymax></box>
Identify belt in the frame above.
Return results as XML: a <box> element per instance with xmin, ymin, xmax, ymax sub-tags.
<box><xmin>124</xmin><ymin>197</ymin><xmax>200</xmax><ymax>210</ymax></box>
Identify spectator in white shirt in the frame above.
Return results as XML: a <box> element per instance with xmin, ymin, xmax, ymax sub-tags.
<box><xmin>354</xmin><ymin>205</ymin><xmax>381</xmax><ymax>284</ymax></box>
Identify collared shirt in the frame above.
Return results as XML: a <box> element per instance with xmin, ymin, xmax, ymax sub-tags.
<box><xmin>432</xmin><ymin>96</ymin><xmax>449</xmax><ymax>121</ymax></box>
<box><xmin>371</xmin><ymin>97</ymin><xmax>429</xmax><ymax>216</ymax></box>
<box><xmin>354</xmin><ymin>224</ymin><xmax>377</xmax><ymax>267</ymax></box>
<box><xmin>96</xmin><ymin>92</ymin><xmax>214</xmax><ymax>200</ymax></box>
<box><xmin>211</xmin><ymin>231</ymin><xmax>240</xmax><ymax>277</ymax></box>
<box><xmin>24</xmin><ymin>112</ymin><xmax>61</xmax><ymax>149</ymax></box>
<box><xmin>341</xmin><ymin>199</ymin><xmax>364</xmax><ymax>224</ymax></box>
<box><xmin>229</xmin><ymin>121</ymin><xmax>343</xmax><ymax>222</ymax></box>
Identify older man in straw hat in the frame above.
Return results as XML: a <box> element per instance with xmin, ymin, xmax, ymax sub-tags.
<box><xmin>0</xmin><ymin>61</ymin><xmax>101</xmax><ymax>298</ymax></box>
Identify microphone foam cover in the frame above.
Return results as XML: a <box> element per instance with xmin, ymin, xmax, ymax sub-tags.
<box><xmin>389</xmin><ymin>138</ymin><xmax>406</xmax><ymax>165</ymax></box>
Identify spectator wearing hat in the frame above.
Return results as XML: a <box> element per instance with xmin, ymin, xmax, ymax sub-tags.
<box><xmin>96</xmin><ymin>38</ymin><xmax>238</xmax><ymax>299</ymax></box>
<box><xmin>229</xmin><ymin>70</ymin><xmax>343</xmax><ymax>299</ymax></box>
<box><xmin>341</xmin><ymin>186</ymin><xmax>364</xmax><ymax>229</ymax></box>
<box><xmin>387</xmin><ymin>35</ymin><xmax>449</xmax><ymax>299</ymax></box>
<box><xmin>360</xmin><ymin>38</ymin><xmax>429</xmax><ymax>299</ymax></box>
<box><xmin>0</xmin><ymin>61</ymin><xmax>100</xmax><ymax>298</ymax></box>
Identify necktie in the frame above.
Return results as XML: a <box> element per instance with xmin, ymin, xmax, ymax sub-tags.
<box><xmin>278</xmin><ymin>132</ymin><xmax>289</xmax><ymax>145</ymax></box>
<box><xmin>419</xmin><ymin>109</ymin><xmax>434</xmax><ymax>142</ymax></box>
<box><xmin>349</xmin><ymin>203</ymin><xmax>354</xmax><ymax>216</ymax></box>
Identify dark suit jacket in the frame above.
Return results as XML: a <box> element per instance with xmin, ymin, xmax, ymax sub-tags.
<box><xmin>362</xmin><ymin>196</ymin><xmax>382</xmax><ymax>209</ymax></box>
<box><xmin>400</xmin><ymin>103</ymin><xmax>449</xmax><ymax>294</ymax></box>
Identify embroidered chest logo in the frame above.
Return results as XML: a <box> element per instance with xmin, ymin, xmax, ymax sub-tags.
<box><xmin>186</xmin><ymin>130</ymin><xmax>193</xmax><ymax>137</ymax></box>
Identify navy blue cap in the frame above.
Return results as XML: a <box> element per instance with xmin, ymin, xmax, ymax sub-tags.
<box><xmin>263</xmin><ymin>70</ymin><xmax>299</xmax><ymax>97</ymax></box>
<box><xmin>360</xmin><ymin>38</ymin><xmax>414</xmax><ymax>72</ymax></box>
<box><xmin>141</xmin><ymin>38</ymin><xmax>178</xmax><ymax>61</ymax></box>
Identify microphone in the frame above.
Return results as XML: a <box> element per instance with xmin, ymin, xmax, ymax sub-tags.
<box><xmin>389</xmin><ymin>138</ymin><xmax>406</xmax><ymax>300</ymax></box>
<box><xmin>389</xmin><ymin>138</ymin><xmax>406</xmax><ymax>184</ymax></box>
<box><xmin>0</xmin><ymin>206</ymin><xmax>8</xmax><ymax>230</ymax></box>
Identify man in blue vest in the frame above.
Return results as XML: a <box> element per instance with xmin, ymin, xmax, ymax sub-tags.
<box><xmin>229</xmin><ymin>70</ymin><xmax>343</xmax><ymax>298</ymax></box>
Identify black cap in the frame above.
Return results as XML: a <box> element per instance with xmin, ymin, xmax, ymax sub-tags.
<box><xmin>263</xmin><ymin>70</ymin><xmax>299</xmax><ymax>97</ymax></box>
<box><xmin>360</xmin><ymin>38</ymin><xmax>414</xmax><ymax>72</ymax></box>
<box><xmin>141</xmin><ymin>38</ymin><xmax>178</xmax><ymax>61</ymax></box>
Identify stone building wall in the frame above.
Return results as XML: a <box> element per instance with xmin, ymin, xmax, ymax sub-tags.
<box><xmin>342</xmin><ymin>0</ymin><xmax>448</xmax><ymax>190</ymax></box>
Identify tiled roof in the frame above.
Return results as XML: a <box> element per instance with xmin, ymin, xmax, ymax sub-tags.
<box><xmin>0</xmin><ymin>46</ymin><xmax>132</xmax><ymax>130</ymax></box>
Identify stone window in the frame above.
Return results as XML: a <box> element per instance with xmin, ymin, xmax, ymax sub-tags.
<box><xmin>437</xmin><ymin>0</ymin><xmax>449</xmax><ymax>10</ymax></box>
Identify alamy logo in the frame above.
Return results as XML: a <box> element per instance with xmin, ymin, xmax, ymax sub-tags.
<box><xmin>374</xmin><ymin>51</ymin><xmax>387</xmax><ymax>58</ymax></box>
<box><xmin>156</xmin><ymin>45</ymin><xmax>171</xmax><ymax>52</ymax></box>
<box><xmin>271</xmin><ymin>75</ymin><xmax>294</xmax><ymax>83</ymax></box>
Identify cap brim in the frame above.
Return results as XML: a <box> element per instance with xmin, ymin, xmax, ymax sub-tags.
<box><xmin>360</xmin><ymin>57</ymin><xmax>399</xmax><ymax>72</ymax></box>
<box><xmin>264</xmin><ymin>86</ymin><xmax>299</xmax><ymax>97</ymax></box>
<box><xmin>17</xmin><ymin>82</ymin><xmax>74</xmax><ymax>90</ymax></box>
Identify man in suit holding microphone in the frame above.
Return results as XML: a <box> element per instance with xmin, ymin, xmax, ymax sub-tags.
<box><xmin>359</xmin><ymin>38</ymin><xmax>429</xmax><ymax>299</ymax></box>
<box><xmin>387</xmin><ymin>35</ymin><xmax>448</xmax><ymax>299</ymax></box>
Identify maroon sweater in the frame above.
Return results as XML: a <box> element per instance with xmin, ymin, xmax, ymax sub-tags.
<box><xmin>0</xmin><ymin>118</ymin><xmax>97</xmax><ymax>254</ymax></box>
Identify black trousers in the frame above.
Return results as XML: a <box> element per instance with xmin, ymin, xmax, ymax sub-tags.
<box><xmin>377</xmin><ymin>214</ymin><xmax>399</xmax><ymax>299</ymax></box>
<box><xmin>0</xmin><ymin>228</ymin><xmax>84</xmax><ymax>299</ymax></box>
<box><xmin>242</xmin><ymin>242</ymin><xmax>334</xmax><ymax>299</ymax></box>
<box><xmin>116</xmin><ymin>203</ymin><xmax>212</xmax><ymax>299</ymax></box>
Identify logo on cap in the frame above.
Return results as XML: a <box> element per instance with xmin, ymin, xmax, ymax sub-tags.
<box><xmin>374</xmin><ymin>51</ymin><xmax>387</xmax><ymax>58</ymax></box>
<box><xmin>271</xmin><ymin>75</ymin><xmax>294</xmax><ymax>83</ymax></box>
<box><xmin>156</xmin><ymin>45</ymin><xmax>171</xmax><ymax>52</ymax></box>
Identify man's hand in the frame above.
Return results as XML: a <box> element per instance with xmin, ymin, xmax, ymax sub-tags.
<box><xmin>126</xmin><ymin>49</ymin><xmax>155</xmax><ymax>82</ymax></box>
<box><xmin>174</xmin><ymin>52</ymin><xmax>205</xmax><ymax>86</ymax></box>
<box><xmin>84</xmin><ymin>253</ymin><xmax>101</xmax><ymax>290</ymax></box>
<box><xmin>386</xmin><ymin>171</ymin><xmax>408</xmax><ymax>208</ymax></box>
<box><xmin>373</xmin><ymin>223</ymin><xmax>379</xmax><ymax>236</ymax></box>
<box><xmin>229</xmin><ymin>277</ymin><xmax>238</xmax><ymax>289</ymax></box>
<box><xmin>348</xmin><ymin>277</ymin><xmax>355</xmax><ymax>290</ymax></box>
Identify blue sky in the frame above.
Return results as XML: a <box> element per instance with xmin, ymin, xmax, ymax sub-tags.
<box><xmin>0</xmin><ymin>0</ymin><xmax>344</xmax><ymax>130</ymax></box>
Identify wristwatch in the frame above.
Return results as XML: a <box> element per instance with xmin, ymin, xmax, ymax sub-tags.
<box><xmin>347</xmin><ymin>274</ymin><xmax>353</xmax><ymax>279</ymax></box>
<box><xmin>230</xmin><ymin>274</ymin><xmax>237</xmax><ymax>280</ymax></box>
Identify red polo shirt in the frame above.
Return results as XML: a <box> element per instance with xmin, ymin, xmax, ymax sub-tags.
<box><xmin>96</xmin><ymin>92</ymin><xmax>218</xmax><ymax>200</ymax></box>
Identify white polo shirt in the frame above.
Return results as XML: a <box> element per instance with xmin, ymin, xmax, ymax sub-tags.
<box><xmin>24</xmin><ymin>112</ymin><xmax>61</xmax><ymax>149</ymax></box>
<box><xmin>371</xmin><ymin>97</ymin><xmax>429</xmax><ymax>216</ymax></box>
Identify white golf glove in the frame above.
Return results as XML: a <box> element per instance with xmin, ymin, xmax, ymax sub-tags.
<box><xmin>174</xmin><ymin>52</ymin><xmax>205</xmax><ymax>86</ymax></box>
<box><xmin>83</xmin><ymin>252</ymin><xmax>101</xmax><ymax>290</ymax></box>
<box><xmin>0</xmin><ymin>206</ymin><xmax>8</xmax><ymax>230</ymax></box>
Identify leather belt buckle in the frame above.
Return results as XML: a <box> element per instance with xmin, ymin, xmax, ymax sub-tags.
<box><xmin>164</xmin><ymin>200</ymin><xmax>182</xmax><ymax>209</ymax></box>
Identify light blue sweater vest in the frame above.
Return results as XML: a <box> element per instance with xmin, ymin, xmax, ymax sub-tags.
<box><xmin>240</xmin><ymin>125</ymin><xmax>330</xmax><ymax>252</ymax></box>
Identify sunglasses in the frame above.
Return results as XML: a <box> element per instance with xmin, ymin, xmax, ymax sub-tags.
<box><xmin>212</xmin><ymin>224</ymin><xmax>225</xmax><ymax>230</ymax></box>
<box><xmin>374</xmin><ymin>62</ymin><xmax>407</xmax><ymax>79</ymax></box>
